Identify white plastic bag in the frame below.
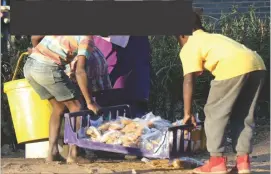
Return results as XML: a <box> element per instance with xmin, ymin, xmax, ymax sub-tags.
<box><xmin>140</xmin><ymin>129</ymin><xmax>163</xmax><ymax>151</ymax></box>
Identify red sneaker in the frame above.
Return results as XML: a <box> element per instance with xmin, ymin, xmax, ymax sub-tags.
<box><xmin>192</xmin><ymin>156</ymin><xmax>228</xmax><ymax>174</ymax></box>
<box><xmin>232</xmin><ymin>154</ymin><xmax>251</xmax><ymax>174</ymax></box>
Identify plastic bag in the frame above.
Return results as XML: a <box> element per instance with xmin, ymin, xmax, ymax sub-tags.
<box><xmin>141</xmin><ymin>112</ymin><xmax>171</xmax><ymax>131</ymax></box>
<box><xmin>150</xmin><ymin>118</ymin><xmax>172</xmax><ymax>131</ymax></box>
<box><xmin>121</xmin><ymin>133</ymin><xmax>139</xmax><ymax>142</ymax></box>
<box><xmin>120</xmin><ymin>133</ymin><xmax>140</xmax><ymax>147</ymax></box>
<box><xmin>86</xmin><ymin>126</ymin><xmax>102</xmax><ymax>141</ymax></box>
<box><xmin>121</xmin><ymin>122</ymin><xmax>138</xmax><ymax>134</ymax></box>
<box><xmin>100</xmin><ymin>130</ymin><xmax>122</xmax><ymax>144</ymax></box>
<box><xmin>89</xmin><ymin>116</ymin><xmax>103</xmax><ymax>128</ymax></box>
<box><xmin>122</xmin><ymin>134</ymin><xmax>140</xmax><ymax>148</ymax></box>
<box><xmin>140</xmin><ymin>129</ymin><xmax>163</xmax><ymax>151</ymax></box>
<box><xmin>172</xmin><ymin>119</ymin><xmax>183</xmax><ymax>126</ymax></box>
<box><xmin>108</xmin><ymin>122</ymin><xmax>125</xmax><ymax>131</ymax></box>
<box><xmin>111</xmin><ymin>139</ymin><xmax>123</xmax><ymax>145</ymax></box>
<box><xmin>117</xmin><ymin>116</ymin><xmax>133</xmax><ymax>126</ymax></box>
<box><xmin>136</xmin><ymin>126</ymin><xmax>151</xmax><ymax>136</ymax></box>
<box><xmin>147</xmin><ymin>130</ymin><xmax>163</xmax><ymax>143</ymax></box>
<box><xmin>98</xmin><ymin>122</ymin><xmax>111</xmax><ymax>132</ymax></box>
<box><xmin>153</xmin><ymin>131</ymin><xmax>169</xmax><ymax>156</ymax></box>
<box><xmin>141</xmin><ymin>112</ymin><xmax>156</xmax><ymax>121</ymax></box>
<box><xmin>141</xmin><ymin>112</ymin><xmax>156</xmax><ymax>127</ymax></box>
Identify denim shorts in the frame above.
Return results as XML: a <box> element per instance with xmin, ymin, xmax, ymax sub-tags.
<box><xmin>23</xmin><ymin>58</ymin><xmax>79</xmax><ymax>102</ymax></box>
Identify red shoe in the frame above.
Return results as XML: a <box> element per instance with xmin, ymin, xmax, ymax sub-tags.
<box><xmin>192</xmin><ymin>156</ymin><xmax>228</xmax><ymax>174</ymax></box>
<box><xmin>232</xmin><ymin>155</ymin><xmax>251</xmax><ymax>174</ymax></box>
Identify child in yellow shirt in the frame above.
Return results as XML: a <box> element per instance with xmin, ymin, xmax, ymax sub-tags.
<box><xmin>178</xmin><ymin>12</ymin><xmax>266</xmax><ymax>174</ymax></box>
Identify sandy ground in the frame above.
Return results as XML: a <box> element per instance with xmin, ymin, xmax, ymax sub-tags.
<box><xmin>1</xmin><ymin>130</ymin><xmax>270</xmax><ymax>174</ymax></box>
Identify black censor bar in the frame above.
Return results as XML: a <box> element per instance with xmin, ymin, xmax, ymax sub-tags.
<box><xmin>10</xmin><ymin>0</ymin><xmax>193</xmax><ymax>35</ymax></box>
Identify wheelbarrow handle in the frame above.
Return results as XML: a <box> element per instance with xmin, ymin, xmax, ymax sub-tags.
<box><xmin>12</xmin><ymin>52</ymin><xmax>29</xmax><ymax>81</ymax></box>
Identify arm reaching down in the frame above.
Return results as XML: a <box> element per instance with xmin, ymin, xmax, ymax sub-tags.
<box><xmin>75</xmin><ymin>36</ymin><xmax>101</xmax><ymax>114</ymax></box>
<box><xmin>179</xmin><ymin>35</ymin><xmax>203</xmax><ymax>126</ymax></box>
<box><xmin>75</xmin><ymin>55</ymin><xmax>101</xmax><ymax>114</ymax></box>
<box><xmin>75</xmin><ymin>56</ymin><xmax>101</xmax><ymax>113</ymax></box>
<box><xmin>182</xmin><ymin>73</ymin><xmax>197</xmax><ymax>126</ymax></box>
<box><xmin>75</xmin><ymin>56</ymin><xmax>90</xmax><ymax>103</ymax></box>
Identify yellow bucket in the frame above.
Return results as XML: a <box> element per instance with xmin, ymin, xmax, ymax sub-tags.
<box><xmin>3</xmin><ymin>52</ymin><xmax>52</xmax><ymax>143</ymax></box>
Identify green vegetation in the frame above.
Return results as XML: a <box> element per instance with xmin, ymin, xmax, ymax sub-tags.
<box><xmin>148</xmin><ymin>8</ymin><xmax>270</xmax><ymax>123</ymax></box>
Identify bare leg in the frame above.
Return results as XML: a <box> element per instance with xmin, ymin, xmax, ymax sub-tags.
<box><xmin>63</xmin><ymin>100</ymin><xmax>90</xmax><ymax>163</ymax></box>
<box><xmin>47</xmin><ymin>98</ymin><xmax>65</xmax><ymax>162</ymax></box>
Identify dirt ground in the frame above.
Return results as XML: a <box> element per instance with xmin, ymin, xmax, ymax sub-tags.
<box><xmin>1</xmin><ymin>129</ymin><xmax>270</xmax><ymax>174</ymax></box>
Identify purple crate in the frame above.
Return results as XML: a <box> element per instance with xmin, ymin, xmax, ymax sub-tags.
<box><xmin>64</xmin><ymin>105</ymin><xmax>204</xmax><ymax>159</ymax></box>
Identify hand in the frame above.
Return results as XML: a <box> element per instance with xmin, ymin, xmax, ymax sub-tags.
<box><xmin>68</xmin><ymin>72</ymin><xmax>77</xmax><ymax>83</ymax></box>
<box><xmin>182</xmin><ymin>114</ymin><xmax>197</xmax><ymax>127</ymax></box>
<box><xmin>66</xmin><ymin>51</ymin><xmax>75</xmax><ymax>62</ymax></box>
<box><xmin>87</xmin><ymin>102</ymin><xmax>101</xmax><ymax>115</ymax></box>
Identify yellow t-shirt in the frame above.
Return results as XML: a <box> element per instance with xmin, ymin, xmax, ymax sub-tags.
<box><xmin>180</xmin><ymin>30</ymin><xmax>266</xmax><ymax>80</ymax></box>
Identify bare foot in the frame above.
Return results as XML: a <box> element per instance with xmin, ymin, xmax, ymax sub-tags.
<box><xmin>66</xmin><ymin>156</ymin><xmax>93</xmax><ymax>164</ymax></box>
<box><xmin>46</xmin><ymin>153</ymin><xmax>66</xmax><ymax>163</ymax></box>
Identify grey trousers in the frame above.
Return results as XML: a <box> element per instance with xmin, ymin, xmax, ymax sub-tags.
<box><xmin>204</xmin><ymin>70</ymin><xmax>265</xmax><ymax>156</ymax></box>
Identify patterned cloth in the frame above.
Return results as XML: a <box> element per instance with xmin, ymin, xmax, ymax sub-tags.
<box><xmin>30</xmin><ymin>35</ymin><xmax>112</xmax><ymax>92</ymax></box>
<box><xmin>67</xmin><ymin>48</ymin><xmax>112</xmax><ymax>92</ymax></box>
<box><xmin>85</xmin><ymin>51</ymin><xmax>112</xmax><ymax>92</ymax></box>
<box><xmin>30</xmin><ymin>35</ymin><xmax>95</xmax><ymax>66</ymax></box>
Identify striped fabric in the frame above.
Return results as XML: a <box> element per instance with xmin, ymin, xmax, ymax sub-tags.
<box><xmin>31</xmin><ymin>35</ymin><xmax>112</xmax><ymax>91</ymax></box>
<box><xmin>30</xmin><ymin>35</ymin><xmax>95</xmax><ymax>65</ymax></box>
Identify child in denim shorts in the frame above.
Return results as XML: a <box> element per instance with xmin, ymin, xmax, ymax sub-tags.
<box><xmin>24</xmin><ymin>35</ymin><xmax>103</xmax><ymax>163</ymax></box>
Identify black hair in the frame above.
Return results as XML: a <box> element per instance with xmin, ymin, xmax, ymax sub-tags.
<box><xmin>192</xmin><ymin>12</ymin><xmax>207</xmax><ymax>32</ymax></box>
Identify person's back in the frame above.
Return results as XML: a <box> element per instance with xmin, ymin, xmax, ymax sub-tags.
<box><xmin>24</xmin><ymin>35</ymin><xmax>100</xmax><ymax>163</ymax></box>
<box><xmin>181</xmin><ymin>30</ymin><xmax>266</xmax><ymax>80</ymax></box>
<box><xmin>30</xmin><ymin>35</ymin><xmax>93</xmax><ymax>66</ymax></box>
<box><xmin>178</xmin><ymin>12</ymin><xmax>267</xmax><ymax>174</ymax></box>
